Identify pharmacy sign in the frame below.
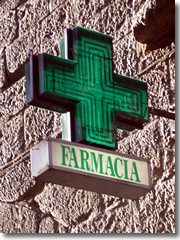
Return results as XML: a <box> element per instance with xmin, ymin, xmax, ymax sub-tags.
<box><xmin>31</xmin><ymin>138</ymin><xmax>151</xmax><ymax>199</ymax></box>
<box><xmin>26</xmin><ymin>27</ymin><xmax>151</xmax><ymax>198</ymax></box>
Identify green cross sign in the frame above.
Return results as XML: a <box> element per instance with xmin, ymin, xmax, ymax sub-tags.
<box><xmin>25</xmin><ymin>26</ymin><xmax>148</xmax><ymax>149</ymax></box>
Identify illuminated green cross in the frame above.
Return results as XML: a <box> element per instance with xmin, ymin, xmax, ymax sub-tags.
<box><xmin>25</xmin><ymin>26</ymin><xmax>148</xmax><ymax>149</ymax></box>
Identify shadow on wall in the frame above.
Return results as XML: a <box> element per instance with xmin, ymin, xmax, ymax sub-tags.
<box><xmin>133</xmin><ymin>0</ymin><xmax>175</xmax><ymax>52</ymax></box>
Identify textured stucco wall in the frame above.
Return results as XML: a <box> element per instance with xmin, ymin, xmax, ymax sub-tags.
<box><xmin>0</xmin><ymin>0</ymin><xmax>175</xmax><ymax>233</ymax></box>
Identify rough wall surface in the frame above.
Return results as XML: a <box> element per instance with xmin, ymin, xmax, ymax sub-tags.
<box><xmin>0</xmin><ymin>0</ymin><xmax>175</xmax><ymax>233</ymax></box>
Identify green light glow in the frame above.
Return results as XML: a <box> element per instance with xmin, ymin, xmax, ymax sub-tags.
<box><xmin>26</xmin><ymin>26</ymin><xmax>148</xmax><ymax>148</ymax></box>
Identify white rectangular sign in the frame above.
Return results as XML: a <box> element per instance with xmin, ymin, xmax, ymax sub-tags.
<box><xmin>31</xmin><ymin>138</ymin><xmax>151</xmax><ymax>199</ymax></box>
